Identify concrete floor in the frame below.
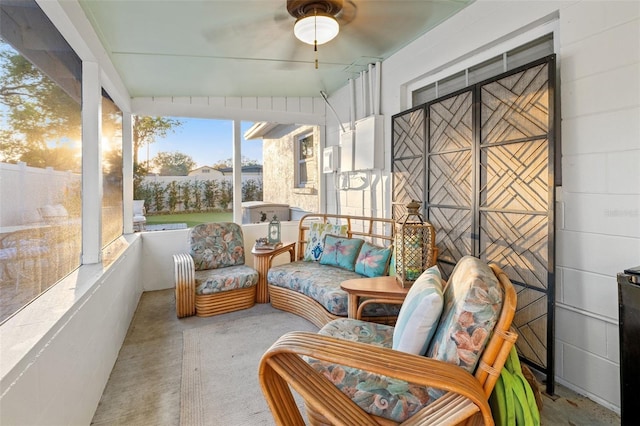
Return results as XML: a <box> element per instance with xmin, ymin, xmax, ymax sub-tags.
<box><xmin>92</xmin><ymin>289</ymin><xmax>621</xmax><ymax>425</ymax></box>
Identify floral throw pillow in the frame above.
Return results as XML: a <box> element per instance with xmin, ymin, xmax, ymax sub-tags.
<box><xmin>354</xmin><ymin>242</ymin><xmax>393</xmax><ymax>277</ymax></box>
<box><xmin>303</xmin><ymin>222</ymin><xmax>348</xmax><ymax>261</ymax></box>
<box><xmin>426</xmin><ymin>255</ymin><xmax>503</xmax><ymax>374</ymax></box>
<box><xmin>319</xmin><ymin>235</ymin><xmax>364</xmax><ymax>271</ymax></box>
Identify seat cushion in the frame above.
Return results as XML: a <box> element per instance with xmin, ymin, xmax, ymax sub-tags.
<box><xmin>195</xmin><ymin>265</ymin><xmax>258</xmax><ymax>294</ymax></box>
<box><xmin>426</xmin><ymin>255</ymin><xmax>503</xmax><ymax>373</ymax></box>
<box><xmin>319</xmin><ymin>318</ymin><xmax>394</xmax><ymax>346</ymax></box>
<box><xmin>306</xmin><ymin>318</ymin><xmax>441</xmax><ymax>422</ymax></box>
<box><xmin>267</xmin><ymin>261</ymin><xmax>401</xmax><ymax>317</ymax></box>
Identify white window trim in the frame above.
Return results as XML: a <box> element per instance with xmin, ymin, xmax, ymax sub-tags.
<box><xmin>296</xmin><ymin>131</ymin><xmax>314</xmax><ymax>188</ymax></box>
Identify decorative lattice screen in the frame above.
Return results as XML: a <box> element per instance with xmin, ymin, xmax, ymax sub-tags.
<box><xmin>391</xmin><ymin>55</ymin><xmax>556</xmax><ymax>394</ymax></box>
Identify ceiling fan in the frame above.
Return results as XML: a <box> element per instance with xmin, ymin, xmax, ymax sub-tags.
<box><xmin>285</xmin><ymin>0</ymin><xmax>356</xmax><ymax>68</ymax></box>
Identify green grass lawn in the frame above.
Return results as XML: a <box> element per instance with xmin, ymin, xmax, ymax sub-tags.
<box><xmin>146</xmin><ymin>211</ymin><xmax>233</xmax><ymax>228</ymax></box>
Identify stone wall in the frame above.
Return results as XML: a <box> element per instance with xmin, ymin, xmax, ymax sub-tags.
<box><xmin>262</xmin><ymin>124</ymin><xmax>320</xmax><ymax>214</ymax></box>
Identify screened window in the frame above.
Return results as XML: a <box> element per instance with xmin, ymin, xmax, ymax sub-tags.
<box><xmin>412</xmin><ymin>34</ymin><xmax>554</xmax><ymax>105</ymax></box>
<box><xmin>0</xmin><ymin>0</ymin><xmax>82</xmax><ymax>323</ymax></box>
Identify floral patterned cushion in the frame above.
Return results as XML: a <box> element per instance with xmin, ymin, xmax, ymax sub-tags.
<box><xmin>267</xmin><ymin>261</ymin><xmax>401</xmax><ymax>317</ymax></box>
<box><xmin>303</xmin><ymin>223</ymin><xmax>348</xmax><ymax>261</ymax></box>
<box><xmin>189</xmin><ymin>222</ymin><xmax>246</xmax><ymax>271</ymax></box>
<box><xmin>306</xmin><ymin>318</ymin><xmax>441</xmax><ymax>422</ymax></box>
<box><xmin>354</xmin><ymin>242</ymin><xmax>392</xmax><ymax>277</ymax></box>
<box><xmin>426</xmin><ymin>255</ymin><xmax>503</xmax><ymax>374</ymax></box>
<box><xmin>319</xmin><ymin>235</ymin><xmax>363</xmax><ymax>271</ymax></box>
<box><xmin>194</xmin><ymin>265</ymin><xmax>258</xmax><ymax>294</ymax></box>
<box><xmin>319</xmin><ymin>318</ymin><xmax>394</xmax><ymax>346</ymax></box>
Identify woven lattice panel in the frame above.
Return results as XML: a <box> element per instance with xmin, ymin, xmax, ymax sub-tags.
<box><xmin>428</xmin><ymin>90</ymin><xmax>473</xmax><ymax>273</ymax></box>
<box><xmin>479</xmin><ymin>62</ymin><xmax>552</xmax><ymax>373</ymax></box>
<box><xmin>393</xmin><ymin>157</ymin><xmax>425</xmax><ymax>212</ymax></box>
<box><xmin>430</xmin><ymin>91</ymin><xmax>473</xmax><ymax>152</ymax></box>
<box><xmin>429</xmin><ymin>206</ymin><xmax>472</xmax><ymax>265</ymax></box>
<box><xmin>480</xmin><ymin>140</ymin><xmax>549</xmax><ymax>212</ymax></box>
<box><xmin>393</xmin><ymin>108</ymin><xmax>425</xmax><ymax>159</ymax></box>
<box><xmin>479</xmin><ymin>211</ymin><xmax>548</xmax><ymax>289</ymax></box>
<box><xmin>429</xmin><ymin>150</ymin><xmax>473</xmax><ymax>207</ymax></box>
<box><xmin>392</xmin><ymin>107</ymin><xmax>426</xmax><ymax>221</ymax></box>
<box><xmin>481</xmin><ymin>63</ymin><xmax>549</xmax><ymax>144</ymax></box>
<box><xmin>511</xmin><ymin>284</ymin><xmax>549</xmax><ymax>368</ymax></box>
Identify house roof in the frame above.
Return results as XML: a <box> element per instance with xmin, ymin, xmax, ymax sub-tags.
<box><xmin>217</xmin><ymin>165</ymin><xmax>264</xmax><ymax>174</ymax></box>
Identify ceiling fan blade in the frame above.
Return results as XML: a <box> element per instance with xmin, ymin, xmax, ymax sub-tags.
<box><xmin>335</xmin><ymin>0</ymin><xmax>356</xmax><ymax>26</ymax></box>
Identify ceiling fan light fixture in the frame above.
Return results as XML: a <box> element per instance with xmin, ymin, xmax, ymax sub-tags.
<box><xmin>294</xmin><ymin>13</ymin><xmax>339</xmax><ymax>45</ymax></box>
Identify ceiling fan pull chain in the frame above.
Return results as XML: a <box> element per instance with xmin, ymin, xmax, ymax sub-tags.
<box><xmin>314</xmin><ymin>10</ymin><xmax>319</xmax><ymax>69</ymax></box>
<box><xmin>315</xmin><ymin>40</ymin><xmax>319</xmax><ymax>69</ymax></box>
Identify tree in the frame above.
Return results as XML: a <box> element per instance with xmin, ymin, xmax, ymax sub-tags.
<box><xmin>133</xmin><ymin>116</ymin><xmax>182</xmax><ymax>166</ymax></box>
<box><xmin>0</xmin><ymin>41</ymin><xmax>81</xmax><ymax>168</ymax></box>
<box><xmin>152</xmin><ymin>151</ymin><xmax>196</xmax><ymax>176</ymax></box>
<box><xmin>212</xmin><ymin>156</ymin><xmax>261</xmax><ymax>169</ymax></box>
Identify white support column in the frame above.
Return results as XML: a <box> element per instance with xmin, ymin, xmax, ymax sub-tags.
<box><xmin>82</xmin><ymin>61</ymin><xmax>102</xmax><ymax>264</ymax></box>
<box><xmin>232</xmin><ymin>120</ymin><xmax>242</xmax><ymax>224</ymax></box>
<box><xmin>122</xmin><ymin>112</ymin><xmax>134</xmax><ymax>234</ymax></box>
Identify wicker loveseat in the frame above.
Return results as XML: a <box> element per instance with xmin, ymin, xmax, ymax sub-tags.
<box><xmin>267</xmin><ymin>213</ymin><xmax>437</xmax><ymax>327</ymax></box>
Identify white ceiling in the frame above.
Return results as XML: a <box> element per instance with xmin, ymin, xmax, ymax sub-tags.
<box><xmin>78</xmin><ymin>0</ymin><xmax>473</xmax><ymax>99</ymax></box>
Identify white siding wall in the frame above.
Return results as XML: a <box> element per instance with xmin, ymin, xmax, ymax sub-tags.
<box><xmin>553</xmin><ymin>2</ymin><xmax>640</xmax><ymax>411</ymax></box>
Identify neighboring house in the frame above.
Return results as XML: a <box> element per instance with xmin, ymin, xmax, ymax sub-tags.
<box><xmin>142</xmin><ymin>164</ymin><xmax>261</xmax><ymax>186</ymax></box>
<box><xmin>245</xmin><ymin>123</ymin><xmax>319</xmax><ymax>215</ymax></box>
<box><xmin>188</xmin><ymin>166</ymin><xmax>222</xmax><ymax>177</ymax></box>
<box><xmin>216</xmin><ymin>164</ymin><xmax>263</xmax><ymax>182</ymax></box>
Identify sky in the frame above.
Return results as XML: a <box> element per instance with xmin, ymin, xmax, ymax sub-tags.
<box><xmin>139</xmin><ymin>118</ymin><xmax>263</xmax><ymax>168</ymax></box>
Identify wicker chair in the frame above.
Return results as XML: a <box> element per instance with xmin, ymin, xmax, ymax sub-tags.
<box><xmin>173</xmin><ymin>222</ymin><xmax>258</xmax><ymax>318</ymax></box>
<box><xmin>259</xmin><ymin>259</ymin><xmax>517</xmax><ymax>425</ymax></box>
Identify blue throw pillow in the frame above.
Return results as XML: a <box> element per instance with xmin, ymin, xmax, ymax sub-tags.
<box><xmin>354</xmin><ymin>242</ymin><xmax>392</xmax><ymax>277</ymax></box>
<box><xmin>392</xmin><ymin>265</ymin><xmax>444</xmax><ymax>355</ymax></box>
<box><xmin>319</xmin><ymin>235</ymin><xmax>364</xmax><ymax>271</ymax></box>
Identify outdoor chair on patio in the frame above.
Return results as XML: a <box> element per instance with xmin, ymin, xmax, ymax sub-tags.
<box><xmin>174</xmin><ymin>222</ymin><xmax>258</xmax><ymax>318</ymax></box>
<box><xmin>132</xmin><ymin>200</ymin><xmax>146</xmax><ymax>232</ymax></box>
<box><xmin>259</xmin><ymin>256</ymin><xmax>518</xmax><ymax>425</ymax></box>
